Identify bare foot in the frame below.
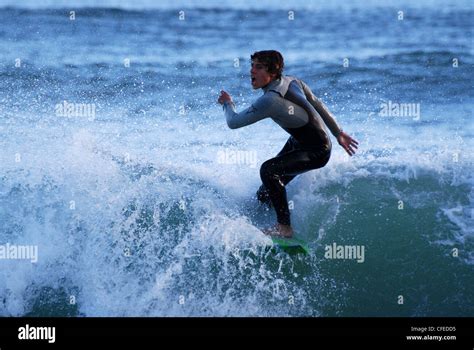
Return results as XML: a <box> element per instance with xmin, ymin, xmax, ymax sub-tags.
<box><xmin>262</xmin><ymin>223</ymin><xmax>293</xmax><ymax>238</ymax></box>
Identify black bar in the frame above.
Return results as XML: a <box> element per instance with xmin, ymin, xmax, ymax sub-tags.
<box><xmin>0</xmin><ymin>317</ymin><xmax>472</xmax><ymax>347</ymax></box>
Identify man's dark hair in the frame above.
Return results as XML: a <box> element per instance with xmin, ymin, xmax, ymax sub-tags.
<box><xmin>251</xmin><ymin>50</ymin><xmax>284</xmax><ymax>79</ymax></box>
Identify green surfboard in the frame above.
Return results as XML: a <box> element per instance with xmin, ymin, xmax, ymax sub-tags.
<box><xmin>270</xmin><ymin>236</ymin><xmax>310</xmax><ymax>254</ymax></box>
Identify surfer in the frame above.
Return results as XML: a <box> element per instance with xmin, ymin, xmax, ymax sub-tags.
<box><xmin>218</xmin><ymin>50</ymin><xmax>358</xmax><ymax>238</ymax></box>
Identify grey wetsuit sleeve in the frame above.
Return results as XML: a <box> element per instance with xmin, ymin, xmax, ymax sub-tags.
<box><xmin>223</xmin><ymin>95</ymin><xmax>272</xmax><ymax>129</ymax></box>
<box><xmin>299</xmin><ymin>80</ymin><xmax>342</xmax><ymax>138</ymax></box>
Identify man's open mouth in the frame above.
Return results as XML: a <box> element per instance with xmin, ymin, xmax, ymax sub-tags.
<box><xmin>251</xmin><ymin>77</ymin><xmax>256</xmax><ymax>83</ymax></box>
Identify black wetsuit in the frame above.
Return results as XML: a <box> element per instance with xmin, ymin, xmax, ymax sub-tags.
<box><xmin>223</xmin><ymin>76</ymin><xmax>342</xmax><ymax>225</ymax></box>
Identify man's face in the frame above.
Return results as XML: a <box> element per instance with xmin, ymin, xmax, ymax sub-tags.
<box><xmin>250</xmin><ymin>59</ymin><xmax>275</xmax><ymax>89</ymax></box>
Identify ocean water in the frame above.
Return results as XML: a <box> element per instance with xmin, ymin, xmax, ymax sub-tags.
<box><xmin>0</xmin><ymin>0</ymin><xmax>473</xmax><ymax>317</ymax></box>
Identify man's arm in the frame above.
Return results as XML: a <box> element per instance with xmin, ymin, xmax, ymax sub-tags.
<box><xmin>299</xmin><ymin>80</ymin><xmax>359</xmax><ymax>156</ymax></box>
<box><xmin>299</xmin><ymin>80</ymin><xmax>342</xmax><ymax>138</ymax></box>
<box><xmin>221</xmin><ymin>94</ymin><xmax>271</xmax><ymax>129</ymax></box>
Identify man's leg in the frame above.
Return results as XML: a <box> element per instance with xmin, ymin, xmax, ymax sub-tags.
<box><xmin>259</xmin><ymin>149</ymin><xmax>330</xmax><ymax>226</ymax></box>
<box><xmin>257</xmin><ymin>137</ymin><xmax>297</xmax><ymax>206</ymax></box>
<box><xmin>256</xmin><ymin>175</ymin><xmax>296</xmax><ymax>206</ymax></box>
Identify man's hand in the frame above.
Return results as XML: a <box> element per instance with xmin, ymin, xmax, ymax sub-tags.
<box><xmin>218</xmin><ymin>90</ymin><xmax>232</xmax><ymax>105</ymax></box>
<box><xmin>337</xmin><ymin>131</ymin><xmax>359</xmax><ymax>156</ymax></box>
